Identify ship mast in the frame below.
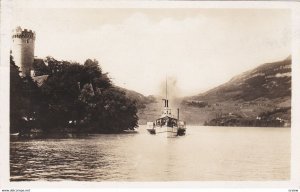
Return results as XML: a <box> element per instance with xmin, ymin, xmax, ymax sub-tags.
<box><xmin>162</xmin><ymin>76</ymin><xmax>170</xmax><ymax>115</ymax></box>
<box><xmin>166</xmin><ymin>76</ymin><xmax>167</xmax><ymax>101</ymax></box>
<box><xmin>165</xmin><ymin>76</ymin><xmax>168</xmax><ymax>108</ymax></box>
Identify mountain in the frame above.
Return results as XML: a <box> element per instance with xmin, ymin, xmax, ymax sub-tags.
<box><xmin>182</xmin><ymin>56</ymin><xmax>291</xmax><ymax>126</ymax></box>
<box><xmin>114</xmin><ymin>86</ymin><xmax>160</xmax><ymax>124</ymax></box>
<box><xmin>190</xmin><ymin>56</ymin><xmax>291</xmax><ymax>103</ymax></box>
<box><xmin>116</xmin><ymin>86</ymin><xmax>157</xmax><ymax>109</ymax></box>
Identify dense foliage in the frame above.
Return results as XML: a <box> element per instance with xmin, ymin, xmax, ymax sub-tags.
<box><xmin>10</xmin><ymin>56</ymin><xmax>138</xmax><ymax>136</ymax></box>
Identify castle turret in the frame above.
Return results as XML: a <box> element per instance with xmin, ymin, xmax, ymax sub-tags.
<box><xmin>11</xmin><ymin>26</ymin><xmax>36</xmax><ymax>77</ymax></box>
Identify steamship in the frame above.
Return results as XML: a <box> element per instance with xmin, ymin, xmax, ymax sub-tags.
<box><xmin>146</xmin><ymin>81</ymin><xmax>186</xmax><ymax>138</ymax></box>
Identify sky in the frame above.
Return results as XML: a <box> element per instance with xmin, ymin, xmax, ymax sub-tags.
<box><xmin>12</xmin><ymin>7</ymin><xmax>291</xmax><ymax>96</ymax></box>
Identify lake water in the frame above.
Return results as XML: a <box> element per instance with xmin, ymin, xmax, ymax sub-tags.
<box><xmin>10</xmin><ymin>126</ymin><xmax>290</xmax><ymax>181</ymax></box>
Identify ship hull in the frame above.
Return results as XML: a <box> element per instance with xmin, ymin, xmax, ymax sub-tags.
<box><xmin>154</xmin><ymin>126</ymin><xmax>178</xmax><ymax>138</ymax></box>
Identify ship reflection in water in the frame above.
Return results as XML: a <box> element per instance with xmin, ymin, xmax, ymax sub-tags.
<box><xmin>10</xmin><ymin>126</ymin><xmax>290</xmax><ymax>181</ymax></box>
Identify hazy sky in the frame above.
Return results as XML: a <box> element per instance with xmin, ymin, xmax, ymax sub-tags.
<box><xmin>12</xmin><ymin>8</ymin><xmax>291</xmax><ymax>96</ymax></box>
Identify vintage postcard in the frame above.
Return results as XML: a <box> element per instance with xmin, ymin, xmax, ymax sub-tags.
<box><xmin>0</xmin><ymin>0</ymin><xmax>300</xmax><ymax>191</ymax></box>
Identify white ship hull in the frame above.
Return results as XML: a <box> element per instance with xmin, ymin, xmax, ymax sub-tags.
<box><xmin>155</xmin><ymin>126</ymin><xmax>178</xmax><ymax>138</ymax></box>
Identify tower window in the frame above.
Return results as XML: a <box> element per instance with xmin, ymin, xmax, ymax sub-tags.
<box><xmin>26</xmin><ymin>39</ymin><xmax>29</xmax><ymax>43</ymax></box>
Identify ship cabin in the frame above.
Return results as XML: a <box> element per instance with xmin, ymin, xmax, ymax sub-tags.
<box><xmin>155</xmin><ymin>116</ymin><xmax>178</xmax><ymax>127</ymax></box>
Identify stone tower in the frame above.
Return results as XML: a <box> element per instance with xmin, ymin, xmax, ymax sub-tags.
<box><xmin>12</xmin><ymin>26</ymin><xmax>36</xmax><ymax>77</ymax></box>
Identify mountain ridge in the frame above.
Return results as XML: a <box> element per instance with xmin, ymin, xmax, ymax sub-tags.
<box><xmin>190</xmin><ymin>56</ymin><xmax>291</xmax><ymax>102</ymax></box>
<box><xmin>181</xmin><ymin>56</ymin><xmax>291</xmax><ymax>126</ymax></box>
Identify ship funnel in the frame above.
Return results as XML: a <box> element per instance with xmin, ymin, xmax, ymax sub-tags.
<box><xmin>162</xmin><ymin>99</ymin><xmax>167</xmax><ymax>107</ymax></box>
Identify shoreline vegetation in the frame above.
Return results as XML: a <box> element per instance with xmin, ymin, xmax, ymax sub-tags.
<box><xmin>203</xmin><ymin>107</ymin><xmax>290</xmax><ymax>127</ymax></box>
<box><xmin>10</xmin><ymin>55</ymin><xmax>139</xmax><ymax>139</ymax></box>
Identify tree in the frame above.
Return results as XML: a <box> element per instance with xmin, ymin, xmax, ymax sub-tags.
<box><xmin>11</xmin><ymin>55</ymin><xmax>139</xmax><ymax>135</ymax></box>
<box><xmin>90</xmin><ymin>87</ymin><xmax>138</xmax><ymax>133</ymax></box>
<box><xmin>32</xmin><ymin>59</ymin><xmax>50</xmax><ymax>76</ymax></box>
<box><xmin>10</xmin><ymin>55</ymin><xmax>24</xmax><ymax>133</ymax></box>
<box><xmin>10</xmin><ymin>55</ymin><xmax>45</xmax><ymax>135</ymax></box>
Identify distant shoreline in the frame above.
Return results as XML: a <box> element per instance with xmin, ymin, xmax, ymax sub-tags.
<box><xmin>10</xmin><ymin>125</ymin><xmax>290</xmax><ymax>141</ymax></box>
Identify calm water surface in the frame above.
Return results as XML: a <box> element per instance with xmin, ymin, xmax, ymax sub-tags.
<box><xmin>10</xmin><ymin>126</ymin><xmax>290</xmax><ymax>181</ymax></box>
